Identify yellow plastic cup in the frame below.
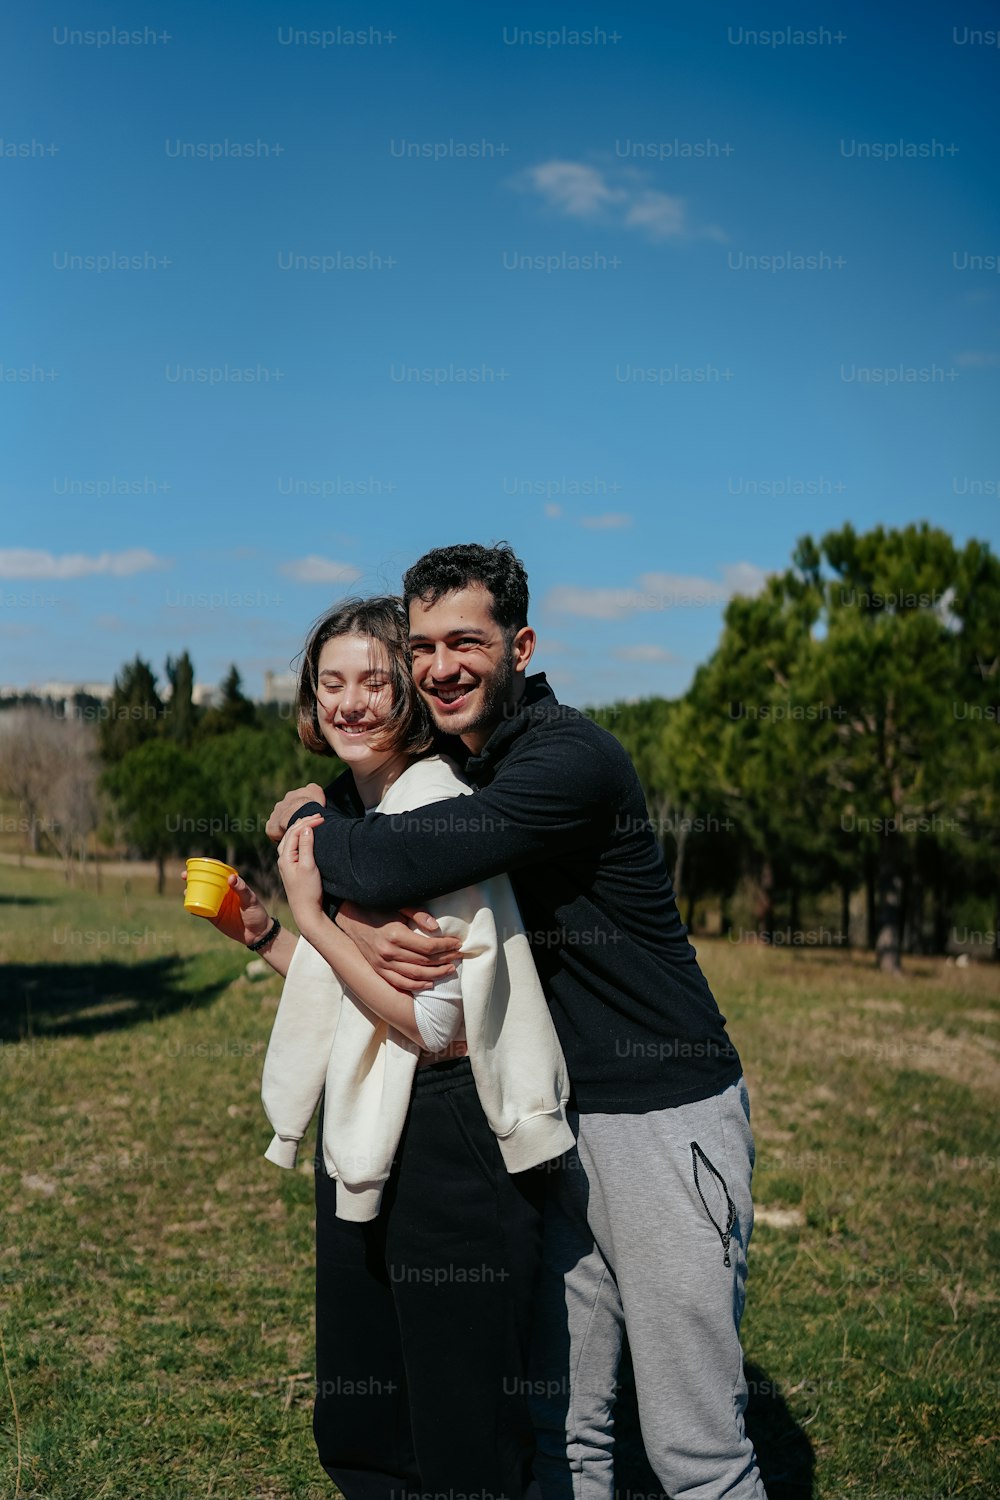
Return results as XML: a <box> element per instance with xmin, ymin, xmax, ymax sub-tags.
<box><xmin>184</xmin><ymin>857</ymin><xmax>237</xmax><ymax>918</ymax></box>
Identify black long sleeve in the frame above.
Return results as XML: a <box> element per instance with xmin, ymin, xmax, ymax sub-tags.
<box><xmin>294</xmin><ymin>718</ymin><xmax>619</xmax><ymax>908</ymax></box>
<box><xmin>290</xmin><ymin>676</ymin><xmax>741</xmax><ymax>1113</ymax></box>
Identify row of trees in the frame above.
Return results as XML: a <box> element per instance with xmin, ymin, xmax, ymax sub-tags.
<box><xmin>590</xmin><ymin>523</ymin><xmax>999</xmax><ymax>970</ymax></box>
<box><xmin>97</xmin><ymin>659</ymin><xmax>318</xmax><ymax>895</ymax></box>
<box><xmin>2</xmin><ymin>522</ymin><xmax>996</xmax><ymax>968</ymax></box>
<box><xmin>0</xmin><ymin>661</ymin><xmax>316</xmax><ymax>895</ymax></box>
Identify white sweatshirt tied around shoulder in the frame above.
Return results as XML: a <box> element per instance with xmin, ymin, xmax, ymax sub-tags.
<box><xmin>259</xmin><ymin>754</ymin><xmax>574</xmax><ymax>1221</ymax></box>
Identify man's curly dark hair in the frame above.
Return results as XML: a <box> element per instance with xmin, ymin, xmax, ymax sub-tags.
<box><xmin>402</xmin><ymin>542</ymin><xmax>529</xmax><ymax>644</ymax></box>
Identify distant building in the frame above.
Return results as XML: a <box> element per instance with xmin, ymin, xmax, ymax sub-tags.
<box><xmin>1</xmin><ymin>672</ymin><xmax>286</xmax><ymax>711</ymax></box>
<box><xmin>0</xmin><ymin>680</ymin><xmax>113</xmax><ymax>714</ymax></box>
<box><xmin>108</xmin><ymin>680</ymin><xmax>218</xmax><ymax>708</ymax></box>
<box><xmin>38</xmin><ymin>680</ymin><xmax>113</xmax><ymax>702</ymax></box>
<box><xmin>263</xmin><ymin>670</ymin><xmax>297</xmax><ymax>705</ymax></box>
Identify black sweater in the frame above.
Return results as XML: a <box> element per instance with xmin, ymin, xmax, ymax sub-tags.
<box><xmin>291</xmin><ymin>673</ymin><xmax>741</xmax><ymax>1113</ymax></box>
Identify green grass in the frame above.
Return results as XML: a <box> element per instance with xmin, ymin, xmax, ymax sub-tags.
<box><xmin>1</xmin><ymin>863</ymin><xmax>997</xmax><ymax>1499</ymax></box>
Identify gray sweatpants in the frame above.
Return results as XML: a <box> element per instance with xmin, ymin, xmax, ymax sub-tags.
<box><xmin>527</xmin><ymin>1076</ymin><xmax>768</xmax><ymax>1500</ymax></box>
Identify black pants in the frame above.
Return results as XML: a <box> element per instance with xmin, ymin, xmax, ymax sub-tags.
<box><xmin>313</xmin><ymin>1056</ymin><xmax>548</xmax><ymax>1500</ymax></box>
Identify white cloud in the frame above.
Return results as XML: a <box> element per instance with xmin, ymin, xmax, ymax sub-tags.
<box><xmin>280</xmin><ymin>556</ymin><xmax>363</xmax><ymax>584</ymax></box>
<box><xmin>613</xmin><ymin>644</ymin><xmax>677</xmax><ymax>662</ymax></box>
<box><xmin>517</xmin><ymin>158</ymin><xmax>724</xmax><ymax>242</ymax></box>
<box><xmin>721</xmin><ymin>562</ymin><xmax>769</xmax><ymax>597</ymax></box>
<box><xmin>623</xmin><ymin>190</ymin><xmax>689</xmax><ymax>241</ymax></box>
<box><xmin>545</xmin><ymin>563</ymin><xmax>768</xmax><ymax>619</ymax></box>
<box><xmin>0</xmin><ymin>548</ymin><xmax>164</xmax><ymax>580</ymax></box>
<box><xmin>545</xmin><ymin>587</ymin><xmax>652</xmax><ymax>621</ymax></box>
<box><xmin>524</xmin><ymin>160</ymin><xmax>625</xmax><ymax>219</ymax></box>
<box><xmin>640</xmin><ymin>564</ymin><xmax>768</xmax><ymax>603</ymax></box>
<box><xmin>580</xmin><ymin>513</ymin><xmax>632</xmax><ymax>530</ymax></box>
<box><xmin>544</xmin><ymin>507</ymin><xmax>633</xmax><ymax>529</ymax></box>
<box><xmin>633</xmin><ymin>572</ymin><xmax>728</xmax><ymax>605</ymax></box>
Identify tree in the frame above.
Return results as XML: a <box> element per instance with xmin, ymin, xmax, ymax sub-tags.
<box><xmin>164</xmin><ymin>650</ymin><xmax>198</xmax><ymax>746</ymax></box>
<box><xmin>808</xmin><ymin>524</ymin><xmax>970</xmax><ymax>972</ymax></box>
<box><xmin>939</xmin><ymin>537</ymin><xmax>1000</xmax><ymax>957</ymax></box>
<box><xmin>199</xmin><ymin>664</ymin><xmax>256</xmax><ymax>737</ymax></box>
<box><xmin>99</xmin><ymin>657</ymin><xmax>163</xmax><ymax>762</ymax></box>
<box><xmin>104</xmin><ymin>740</ymin><xmax>209</xmax><ymax>893</ymax></box>
<box><xmin>195</xmin><ymin>721</ymin><xmax>323</xmax><ymax>894</ymax></box>
<box><xmin>679</xmin><ymin>570</ymin><xmax>830</xmax><ymax>940</ymax></box>
<box><xmin>46</xmin><ymin>720</ymin><xmax>103</xmax><ymax>880</ymax></box>
<box><xmin>588</xmin><ymin>698</ymin><xmax>676</xmax><ymax>847</ymax></box>
<box><xmin>657</xmin><ymin>689</ymin><xmax>742</xmax><ymax>929</ymax></box>
<box><xmin>0</xmin><ymin>707</ymin><xmax>68</xmax><ymax>854</ymax></box>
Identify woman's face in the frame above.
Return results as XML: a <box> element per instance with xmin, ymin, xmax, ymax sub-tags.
<box><xmin>313</xmin><ymin>633</ymin><xmax>399</xmax><ymax>770</ymax></box>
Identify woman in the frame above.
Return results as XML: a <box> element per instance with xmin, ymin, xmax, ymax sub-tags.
<box><xmin>195</xmin><ymin>596</ymin><xmax>572</xmax><ymax>1499</ymax></box>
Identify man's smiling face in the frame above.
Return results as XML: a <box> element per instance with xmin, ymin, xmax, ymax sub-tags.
<box><xmin>407</xmin><ymin>584</ymin><xmax>534</xmax><ymax>752</ymax></box>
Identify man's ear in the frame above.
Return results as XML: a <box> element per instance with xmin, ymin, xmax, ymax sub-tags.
<box><xmin>512</xmin><ymin>625</ymin><xmax>536</xmax><ymax>673</ymax></box>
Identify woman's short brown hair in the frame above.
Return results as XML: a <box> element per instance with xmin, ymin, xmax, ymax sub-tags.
<box><xmin>295</xmin><ymin>595</ymin><xmax>433</xmax><ymax>759</ymax></box>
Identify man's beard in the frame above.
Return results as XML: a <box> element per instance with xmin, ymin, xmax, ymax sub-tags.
<box><xmin>429</xmin><ymin>650</ymin><xmax>516</xmax><ymax>738</ymax></box>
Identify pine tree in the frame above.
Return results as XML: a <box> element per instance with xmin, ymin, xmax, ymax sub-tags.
<box><xmin>165</xmin><ymin>651</ymin><xmax>197</xmax><ymax>746</ymax></box>
<box><xmin>99</xmin><ymin>657</ymin><xmax>163</xmax><ymax>762</ymax></box>
<box><xmin>200</xmin><ymin>664</ymin><xmax>257</xmax><ymax>736</ymax></box>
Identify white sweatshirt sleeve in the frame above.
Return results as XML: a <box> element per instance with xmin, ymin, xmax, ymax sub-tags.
<box><xmin>411</xmin><ymin>966</ymin><xmax>464</xmax><ymax>1052</ymax></box>
<box><xmin>261</xmin><ymin>936</ymin><xmax>344</xmax><ymax>1169</ymax></box>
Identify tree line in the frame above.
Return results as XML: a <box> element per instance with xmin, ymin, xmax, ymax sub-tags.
<box><xmin>1</xmin><ymin>522</ymin><xmax>996</xmax><ymax>968</ymax></box>
<box><xmin>588</xmin><ymin>523</ymin><xmax>999</xmax><ymax>970</ymax></box>
<box><xmin>0</xmin><ymin>659</ymin><xmax>315</xmax><ymax>897</ymax></box>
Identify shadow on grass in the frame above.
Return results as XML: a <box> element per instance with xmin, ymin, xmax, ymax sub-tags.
<box><xmin>0</xmin><ymin>894</ymin><xmax>49</xmax><ymax>905</ymax></box>
<box><xmin>614</xmin><ymin>1346</ymin><xmax>815</xmax><ymax>1500</ymax></box>
<box><xmin>1</xmin><ymin>955</ymin><xmax>239</xmax><ymax>1042</ymax></box>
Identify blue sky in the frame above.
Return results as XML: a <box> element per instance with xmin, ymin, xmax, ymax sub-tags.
<box><xmin>3</xmin><ymin>1</ymin><xmax>998</xmax><ymax>706</ymax></box>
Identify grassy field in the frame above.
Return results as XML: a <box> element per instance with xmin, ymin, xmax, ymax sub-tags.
<box><xmin>0</xmin><ymin>860</ymin><xmax>997</xmax><ymax>1500</ymax></box>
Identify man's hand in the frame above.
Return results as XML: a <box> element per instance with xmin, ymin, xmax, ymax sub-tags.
<box><xmin>336</xmin><ymin>900</ymin><xmax>462</xmax><ymax>991</ymax></box>
<box><xmin>266</xmin><ymin>783</ymin><xmax>326</xmax><ymax>843</ymax></box>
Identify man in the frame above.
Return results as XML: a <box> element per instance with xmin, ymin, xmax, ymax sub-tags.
<box><xmin>269</xmin><ymin>542</ymin><xmax>768</xmax><ymax>1500</ymax></box>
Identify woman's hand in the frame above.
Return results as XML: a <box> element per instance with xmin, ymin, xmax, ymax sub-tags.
<box><xmin>277</xmin><ymin>818</ymin><xmax>325</xmax><ymax>938</ymax></box>
<box><xmin>182</xmin><ymin>869</ymin><xmax>272</xmax><ymax>947</ymax></box>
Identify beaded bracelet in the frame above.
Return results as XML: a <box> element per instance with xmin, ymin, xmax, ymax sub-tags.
<box><xmin>247</xmin><ymin>916</ymin><xmax>281</xmax><ymax>952</ymax></box>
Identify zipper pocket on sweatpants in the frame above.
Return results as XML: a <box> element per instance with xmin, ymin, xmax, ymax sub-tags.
<box><xmin>690</xmin><ymin>1141</ymin><xmax>737</xmax><ymax>1268</ymax></box>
